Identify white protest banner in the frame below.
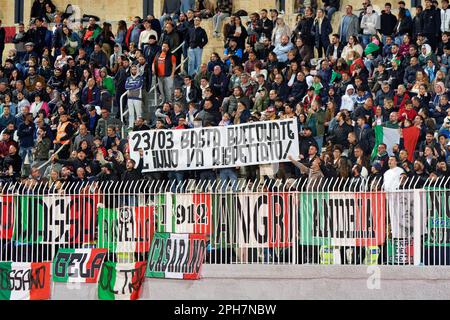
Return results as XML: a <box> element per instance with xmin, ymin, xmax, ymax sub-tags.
<box><xmin>128</xmin><ymin>119</ymin><xmax>299</xmax><ymax>172</ymax></box>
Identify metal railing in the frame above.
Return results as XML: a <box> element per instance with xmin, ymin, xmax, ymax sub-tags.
<box><xmin>1</xmin><ymin>176</ymin><xmax>449</xmax><ymax>266</ymax></box>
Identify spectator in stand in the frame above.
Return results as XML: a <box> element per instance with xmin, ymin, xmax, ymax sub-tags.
<box><xmin>125</xmin><ymin>65</ymin><xmax>144</xmax><ymax>130</ymax></box>
<box><xmin>312</xmin><ymin>9</ymin><xmax>333</xmax><ymax>58</ymax></box>
<box><xmin>186</xmin><ymin>17</ymin><xmax>208</xmax><ymax>76</ymax></box>
<box><xmin>212</xmin><ymin>0</ymin><xmax>233</xmax><ymax>37</ymax></box>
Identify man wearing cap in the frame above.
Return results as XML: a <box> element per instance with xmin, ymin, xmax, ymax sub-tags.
<box><xmin>54</xmin><ymin>112</ymin><xmax>75</xmax><ymax>160</ymax></box>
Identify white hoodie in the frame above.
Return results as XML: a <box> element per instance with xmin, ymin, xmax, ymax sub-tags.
<box><xmin>340</xmin><ymin>84</ymin><xmax>357</xmax><ymax>112</ymax></box>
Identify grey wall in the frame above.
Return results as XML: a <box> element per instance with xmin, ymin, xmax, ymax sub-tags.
<box><xmin>51</xmin><ymin>265</ymin><xmax>450</xmax><ymax>300</ymax></box>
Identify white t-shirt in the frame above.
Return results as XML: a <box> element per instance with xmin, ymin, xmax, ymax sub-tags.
<box><xmin>384</xmin><ymin>166</ymin><xmax>404</xmax><ymax>191</ymax></box>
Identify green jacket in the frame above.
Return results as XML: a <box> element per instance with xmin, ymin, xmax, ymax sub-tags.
<box><xmin>102</xmin><ymin>76</ymin><xmax>115</xmax><ymax>96</ymax></box>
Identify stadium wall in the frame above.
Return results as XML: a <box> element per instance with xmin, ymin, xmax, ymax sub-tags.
<box><xmin>52</xmin><ymin>265</ymin><xmax>450</xmax><ymax>300</ymax></box>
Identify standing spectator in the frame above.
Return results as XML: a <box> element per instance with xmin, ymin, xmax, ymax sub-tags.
<box><xmin>442</xmin><ymin>0</ymin><xmax>450</xmax><ymax>32</ymax></box>
<box><xmin>125</xmin><ymin>65</ymin><xmax>144</xmax><ymax>130</ymax></box>
<box><xmin>380</xmin><ymin>3</ymin><xmax>398</xmax><ymax>44</ymax></box>
<box><xmin>339</xmin><ymin>5</ymin><xmax>360</xmax><ymax>44</ymax></box>
<box><xmin>360</xmin><ymin>5</ymin><xmax>381</xmax><ymax>47</ymax></box>
<box><xmin>323</xmin><ymin>0</ymin><xmax>340</xmax><ymax>21</ymax></box>
<box><xmin>212</xmin><ymin>0</ymin><xmax>233</xmax><ymax>37</ymax></box>
<box><xmin>0</xmin><ymin>20</ymin><xmax>4</xmax><ymax>66</ymax></box>
<box><xmin>153</xmin><ymin>43</ymin><xmax>176</xmax><ymax>104</ymax></box>
<box><xmin>421</xmin><ymin>0</ymin><xmax>441</xmax><ymax>51</ymax></box>
<box><xmin>260</xmin><ymin>9</ymin><xmax>274</xmax><ymax>41</ymax></box>
<box><xmin>139</xmin><ymin>19</ymin><xmax>158</xmax><ymax>50</ymax></box>
<box><xmin>160</xmin><ymin>0</ymin><xmax>181</xmax><ymax>28</ymax></box>
<box><xmin>412</xmin><ymin>6</ymin><xmax>424</xmax><ymax>38</ymax></box>
<box><xmin>81</xmin><ymin>17</ymin><xmax>102</xmax><ymax>56</ymax></box>
<box><xmin>17</xmin><ymin>112</ymin><xmax>36</xmax><ymax>168</ymax></box>
<box><xmin>53</xmin><ymin>111</ymin><xmax>74</xmax><ymax>159</ymax></box>
<box><xmin>159</xmin><ymin>22</ymin><xmax>181</xmax><ymax>69</ymax></box>
<box><xmin>271</xmin><ymin>17</ymin><xmax>291</xmax><ymax>47</ymax></box>
<box><xmin>312</xmin><ymin>9</ymin><xmax>332</xmax><ymax>58</ymax></box>
<box><xmin>115</xmin><ymin>20</ymin><xmax>128</xmax><ymax>49</ymax></box>
<box><xmin>186</xmin><ymin>17</ymin><xmax>208</xmax><ymax>76</ymax></box>
<box><xmin>393</xmin><ymin>8</ymin><xmax>412</xmax><ymax>46</ymax></box>
<box><xmin>12</xmin><ymin>23</ymin><xmax>27</xmax><ymax>63</ymax></box>
<box><xmin>126</xmin><ymin>17</ymin><xmax>143</xmax><ymax>49</ymax></box>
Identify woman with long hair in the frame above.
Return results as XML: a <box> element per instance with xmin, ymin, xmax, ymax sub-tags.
<box><xmin>115</xmin><ymin>20</ymin><xmax>128</xmax><ymax>49</ymax></box>
<box><xmin>227</xmin><ymin>16</ymin><xmax>248</xmax><ymax>50</ymax></box>
<box><xmin>312</xmin><ymin>8</ymin><xmax>332</xmax><ymax>58</ymax></box>
<box><xmin>96</xmin><ymin>22</ymin><xmax>115</xmax><ymax>57</ymax></box>
<box><xmin>272</xmin><ymin>17</ymin><xmax>291</xmax><ymax>47</ymax></box>
<box><xmin>393</xmin><ymin>7</ymin><xmax>412</xmax><ymax>46</ymax></box>
<box><xmin>341</xmin><ymin>36</ymin><xmax>363</xmax><ymax>62</ymax></box>
<box><xmin>61</xmin><ymin>25</ymin><xmax>81</xmax><ymax>56</ymax></box>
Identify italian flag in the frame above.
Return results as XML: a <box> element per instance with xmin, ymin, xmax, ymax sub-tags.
<box><xmin>146</xmin><ymin>233</ymin><xmax>206</xmax><ymax>280</ymax></box>
<box><xmin>97</xmin><ymin>206</ymin><xmax>154</xmax><ymax>254</ymax></box>
<box><xmin>98</xmin><ymin>261</ymin><xmax>147</xmax><ymax>300</ymax></box>
<box><xmin>52</xmin><ymin>248</ymin><xmax>106</xmax><ymax>283</ymax></box>
<box><xmin>371</xmin><ymin>125</ymin><xmax>401</xmax><ymax>159</ymax></box>
<box><xmin>0</xmin><ymin>262</ymin><xmax>51</xmax><ymax>300</ymax></box>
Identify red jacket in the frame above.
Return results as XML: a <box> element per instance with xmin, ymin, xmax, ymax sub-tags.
<box><xmin>398</xmin><ymin>107</ymin><xmax>417</xmax><ymax>122</ymax></box>
<box><xmin>393</xmin><ymin>92</ymin><xmax>410</xmax><ymax>110</ymax></box>
<box><xmin>0</xmin><ymin>140</ymin><xmax>18</xmax><ymax>157</ymax></box>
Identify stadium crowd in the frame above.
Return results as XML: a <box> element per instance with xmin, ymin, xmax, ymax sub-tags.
<box><xmin>0</xmin><ymin>0</ymin><xmax>449</xmax><ymax>191</ymax></box>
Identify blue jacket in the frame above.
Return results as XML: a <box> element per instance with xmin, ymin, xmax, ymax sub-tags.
<box><xmin>17</xmin><ymin>122</ymin><xmax>35</xmax><ymax>148</ymax></box>
<box><xmin>81</xmin><ymin>86</ymin><xmax>102</xmax><ymax>106</ymax></box>
<box><xmin>125</xmin><ymin>75</ymin><xmax>144</xmax><ymax>100</ymax></box>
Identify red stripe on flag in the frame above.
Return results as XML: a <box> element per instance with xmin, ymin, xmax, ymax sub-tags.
<box><xmin>85</xmin><ymin>249</ymin><xmax>107</xmax><ymax>283</ymax></box>
<box><xmin>29</xmin><ymin>262</ymin><xmax>51</xmax><ymax>300</ymax></box>
<box><xmin>130</xmin><ymin>262</ymin><xmax>147</xmax><ymax>300</ymax></box>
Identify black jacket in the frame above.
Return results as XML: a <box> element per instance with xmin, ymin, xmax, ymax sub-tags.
<box><xmin>354</xmin><ymin>125</ymin><xmax>375</xmax><ymax>155</ymax></box>
<box><xmin>326</xmin><ymin>42</ymin><xmax>344</xmax><ymax>60</ymax></box>
<box><xmin>186</xmin><ymin>26</ymin><xmax>208</xmax><ymax>49</ymax></box>
<box><xmin>328</xmin><ymin>122</ymin><xmax>354</xmax><ymax>149</ymax></box>
<box><xmin>0</xmin><ymin>27</ymin><xmax>5</xmax><ymax>49</ymax></box>
<box><xmin>379</xmin><ymin>11</ymin><xmax>398</xmax><ymax>36</ymax></box>
<box><xmin>182</xmin><ymin>85</ymin><xmax>202</xmax><ymax>103</ymax></box>
<box><xmin>393</xmin><ymin>16</ymin><xmax>412</xmax><ymax>36</ymax></box>
<box><xmin>421</xmin><ymin>7</ymin><xmax>441</xmax><ymax>34</ymax></box>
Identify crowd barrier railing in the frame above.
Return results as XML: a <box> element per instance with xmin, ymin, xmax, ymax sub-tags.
<box><xmin>0</xmin><ymin>176</ymin><xmax>449</xmax><ymax>266</ymax></box>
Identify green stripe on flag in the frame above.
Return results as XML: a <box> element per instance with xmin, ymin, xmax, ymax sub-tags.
<box><xmin>97</xmin><ymin>208</ymin><xmax>117</xmax><ymax>252</ymax></box>
<box><xmin>146</xmin><ymin>232</ymin><xmax>170</xmax><ymax>278</ymax></box>
<box><xmin>52</xmin><ymin>248</ymin><xmax>75</xmax><ymax>282</ymax></box>
<box><xmin>371</xmin><ymin>125</ymin><xmax>384</xmax><ymax>160</ymax></box>
<box><xmin>0</xmin><ymin>262</ymin><xmax>12</xmax><ymax>300</ymax></box>
<box><xmin>299</xmin><ymin>192</ymin><xmax>330</xmax><ymax>246</ymax></box>
<box><xmin>98</xmin><ymin>261</ymin><xmax>117</xmax><ymax>300</ymax></box>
